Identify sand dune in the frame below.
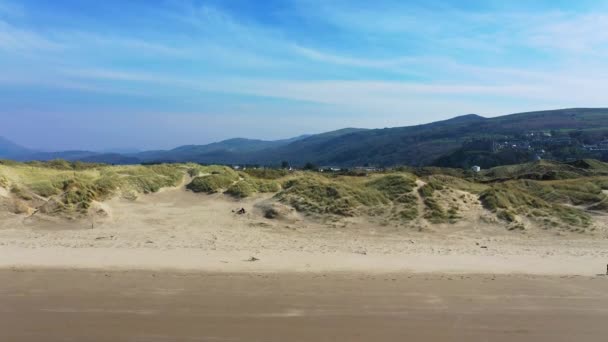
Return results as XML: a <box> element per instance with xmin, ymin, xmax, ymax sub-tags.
<box><xmin>1</xmin><ymin>181</ymin><xmax>607</xmax><ymax>275</ymax></box>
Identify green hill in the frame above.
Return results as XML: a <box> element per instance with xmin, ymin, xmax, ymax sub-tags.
<box><xmin>6</xmin><ymin>108</ymin><xmax>608</xmax><ymax>167</ymax></box>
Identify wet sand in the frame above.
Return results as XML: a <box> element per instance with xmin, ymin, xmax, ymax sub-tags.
<box><xmin>1</xmin><ymin>269</ymin><xmax>608</xmax><ymax>341</ymax></box>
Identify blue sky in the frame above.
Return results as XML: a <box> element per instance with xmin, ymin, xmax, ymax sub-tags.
<box><xmin>1</xmin><ymin>0</ymin><xmax>608</xmax><ymax>151</ymax></box>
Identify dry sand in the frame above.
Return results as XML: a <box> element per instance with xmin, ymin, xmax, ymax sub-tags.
<box><xmin>0</xmin><ymin>181</ymin><xmax>607</xmax><ymax>275</ymax></box>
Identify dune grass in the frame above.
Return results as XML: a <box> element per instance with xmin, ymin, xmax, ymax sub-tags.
<box><xmin>479</xmin><ymin>183</ymin><xmax>591</xmax><ymax>228</ymax></box>
<box><xmin>275</xmin><ymin>174</ymin><xmax>388</xmax><ymax>217</ymax></box>
<box><xmin>1</xmin><ymin>159</ymin><xmax>607</xmax><ymax>231</ymax></box>
<box><xmin>225</xmin><ymin>181</ymin><xmax>256</xmax><ymax>198</ymax></box>
<box><xmin>0</xmin><ymin>161</ymin><xmax>186</xmax><ymax>215</ymax></box>
<box><xmin>187</xmin><ymin>174</ymin><xmax>237</xmax><ymax>194</ymax></box>
<box><xmin>242</xmin><ymin>168</ymin><xmax>288</xmax><ymax>180</ymax></box>
<box><xmin>366</xmin><ymin>174</ymin><xmax>416</xmax><ymax>202</ymax></box>
<box><xmin>273</xmin><ymin>172</ymin><xmax>423</xmax><ymax>220</ymax></box>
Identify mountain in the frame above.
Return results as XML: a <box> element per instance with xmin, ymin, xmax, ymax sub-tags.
<box><xmin>139</xmin><ymin>135</ymin><xmax>313</xmax><ymax>163</ymax></box>
<box><xmin>240</xmin><ymin>108</ymin><xmax>608</xmax><ymax>167</ymax></box>
<box><xmin>121</xmin><ymin>135</ymin><xmax>310</xmax><ymax>164</ymax></box>
<box><xmin>6</xmin><ymin>108</ymin><xmax>608</xmax><ymax>167</ymax></box>
<box><xmin>245</xmin><ymin>116</ymin><xmax>487</xmax><ymax>166</ymax></box>
<box><xmin>15</xmin><ymin>150</ymin><xmax>100</xmax><ymax>162</ymax></box>
<box><xmin>0</xmin><ymin>137</ymin><xmax>32</xmax><ymax>158</ymax></box>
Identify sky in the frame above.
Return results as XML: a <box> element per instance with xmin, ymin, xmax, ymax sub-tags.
<box><xmin>1</xmin><ymin>0</ymin><xmax>608</xmax><ymax>151</ymax></box>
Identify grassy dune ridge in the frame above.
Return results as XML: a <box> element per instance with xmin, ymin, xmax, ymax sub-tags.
<box><xmin>0</xmin><ymin>161</ymin><xmax>187</xmax><ymax>215</ymax></box>
<box><xmin>2</xmin><ymin>159</ymin><xmax>608</xmax><ymax>232</ymax></box>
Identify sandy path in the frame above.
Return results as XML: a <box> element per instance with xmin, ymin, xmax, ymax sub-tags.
<box><xmin>1</xmin><ymin>269</ymin><xmax>608</xmax><ymax>342</ymax></box>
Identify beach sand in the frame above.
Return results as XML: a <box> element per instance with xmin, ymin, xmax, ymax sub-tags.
<box><xmin>0</xmin><ymin>182</ymin><xmax>607</xmax><ymax>275</ymax></box>
<box><xmin>1</xmin><ymin>269</ymin><xmax>608</xmax><ymax>342</ymax></box>
<box><xmin>1</xmin><ymin>181</ymin><xmax>608</xmax><ymax>341</ymax></box>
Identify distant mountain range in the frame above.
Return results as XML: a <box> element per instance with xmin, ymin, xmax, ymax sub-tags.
<box><xmin>3</xmin><ymin>108</ymin><xmax>608</xmax><ymax>168</ymax></box>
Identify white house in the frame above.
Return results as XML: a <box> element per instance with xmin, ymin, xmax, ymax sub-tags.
<box><xmin>471</xmin><ymin>165</ymin><xmax>481</xmax><ymax>173</ymax></box>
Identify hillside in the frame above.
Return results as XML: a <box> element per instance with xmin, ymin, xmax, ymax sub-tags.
<box><xmin>0</xmin><ymin>137</ymin><xmax>32</xmax><ymax>159</ymax></box>
<box><xmin>252</xmin><ymin>108</ymin><xmax>608</xmax><ymax>167</ymax></box>
<box><xmin>130</xmin><ymin>108</ymin><xmax>608</xmax><ymax>167</ymax></box>
<box><xmin>4</xmin><ymin>108</ymin><xmax>608</xmax><ymax>167</ymax></box>
<box><xmin>133</xmin><ymin>135</ymin><xmax>313</xmax><ymax>164</ymax></box>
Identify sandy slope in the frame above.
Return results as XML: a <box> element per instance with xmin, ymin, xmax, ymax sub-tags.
<box><xmin>0</xmin><ymin>182</ymin><xmax>607</xmax><ymax>275</ymax></box>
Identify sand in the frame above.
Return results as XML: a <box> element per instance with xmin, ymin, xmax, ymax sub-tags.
<box><xmin>0</xmin><ymin>181</ymin><xmax>607</xmax><ymax>275</ymax></box>
<box><xmin>2</xmin><ymin>181</ymin><xmax>608</xmax><ymax>341</ymax></box>
<box><xmin>1</xmin><ymin>269</ymin><xmax>608</xmax><ymax>342</ymax></box>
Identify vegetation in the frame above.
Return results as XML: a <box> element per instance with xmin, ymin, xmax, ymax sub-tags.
<box><xmin>250</xmin><ymin>179</ymin><xmax>280</xmax><ymax>193</ymax></box>
<box><xmin>225</xmin><ymin>181</ymin><xmax>256</xmax><ymax>198</ymax></box>
<box><xmin>418</xmin><ymin>180</ymin><xmax>443</xmax><ymax>198</ymax></box>
<box><xmin>7</xmin><ymin>109</ymin><xmax>608</xmax><ymax>168</ymax></box>
<box><xmin>423</xmin><ymin>197</ymin><xmax>448</xmax><ymax>223</ymax></box>
<box><xmin>187</xmin><ymin>174</ymin><xmax>237</xmax><ymax>194</ymax></box>
<box><xmin>0</xmin><ymin>174</ymin><xmax>8</xmax><ymax>188</ymax></box>
<box><xmin>479</xmin><ymin>182</ymin><xmax>592</xmax><ymax>228</ymax></box>
<box><xmin>29</xmin><ymin>180</ymin><xmax>61</xmax><ymax>197</ymax></box>
<box><xmin>187</xmin><ymin>167</ymin><xmax>282</xmax><ymax>198</ymax></box>
<box><xmin>275</xmin><ymin>175</ymin><xmax>388</xmax><ymax>217</ymax></box>
<box><xmin>0</xmin><ymin>161</ymin><xmax>186</xmax><ymax>216</ymax></box>
<box><xmin>2</xmin><ymin>157</ymin><xmax>608</xmax><ymax>232</ymax></box>
<box><xmin>242</xmin><ymin>168</ymin><xmax>288</xmax><ymax>180</ymax></box>
<box><xmin>366</xmin><ymin>174</ymin><xmax>416</xmax><ymax>202</ymax></box>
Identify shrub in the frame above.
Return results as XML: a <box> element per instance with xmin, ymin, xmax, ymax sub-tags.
<box><xmin>187</xmin><ymin>174</ymin><xmax>236</xmax><ymax>194</ymax></box>
<box><xmin>423</xmin><ymin>197</ymin><xmax>448</xmax><ymax>223</ymax></box>
<box><xmin>366</xmin><ymin>174</ymin><xmax>416</xmax><ymax>202</ymax></box>
<box><xmin>418</xmin><ymin>179</ymin><xmax>444</xmax><ymax>198</ymax></box>
<box><xmin>427</xmin><ymin>174</ymin><xmax>488</xmax><ymax>194</ymax></box>
<box><xmin>243</xmin><ymin>168</ymin><xmax>288</xmax><ymax>180</ymax></box>
<box><xmin>93</xmin><ymin>173</ymin><xmax>122</xmax><ymax>200</ymax></box>
<box><xmin>276</xmin><ymin>176</ymin><xmax>386</xmax><ymax>216</ymax></box>
<box><xmin>46</xmin><ymin>159</ymin><xmax>73</xmax><ymax>170</ymax></box>
<box><xmin>251</xmin><ymin>179</ymin><xmax>280</xmax><ymax>193</ymax></box>
<box><xmin>225</xmin><ymin>181</ymin><xmax>256</xmax><ymax>198</ymax></box>
<box><xmin>188</xmin><ymin>168</ymin><xmax>200</xmax><ymax>177</ymax></box>
<box><xmin>61</xmin><ymin>179</ymin><xmax>98</xmax><ymax>211</ymax></box>
<box><xmin>29</xmin><ymin>181</ymin><xmax>61</xmax><ymax>197</ymax></box>
<box><xmin>397</xmin><ymin>207</ymin><xmax>418</xmax><ymax>221</ymax></box>
<box><xmin>121</xmin><ymin>165</ymin><xmax>184</xmax><ymax>193</ymax></box>
<box><xmin>497</xmin><ymin>209</ymin><xmax>517</xmax><ymax>222</ymax></box>
<box><xmin>479</xmin><ymin>183</ymin><xmax>591</xmax><ymax>227</ymax></box>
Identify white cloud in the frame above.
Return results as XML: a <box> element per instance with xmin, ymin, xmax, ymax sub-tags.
<box><xmin>292</xmin><ymin>45</ymin><xmax>418</xmax><ymax>68</ymax></box>
<box><xmin>2</xmin><ymin>0</ymin><xmax>608</xmax><ymax>126</ymax></box>
<box><xmin>49</xmin><ymin>64</ymin><xmax>608</xmax><ymax>116</ymax></box>
<box><xmin>528</xmin><ymin>13</ymin><xmax>608</xmax><ymax>54</ymax></box>
<box><xmin>0</xmin><ymin>20</ymin><xmax>63</xmax><ymax>51</ymax></box>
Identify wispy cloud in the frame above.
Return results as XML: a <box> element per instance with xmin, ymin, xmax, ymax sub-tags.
<box><xmin>292</xmin><ymin>45</ymin><xmax>418</xmax><ymax>68</ymax></box>
<box><xmin>0</xmin><ymin>20</ymin><xmax>63</xmax><ymax>51</ymax></box>
<box><xmin>2</xmin><ymin>0</ymin><xmax>608</xmax><ymax>149</ymax></box>
<box><xmin>528</xmin><ymin>13</ymin><xmax>608</xmax><ymax>54</ymax></box>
